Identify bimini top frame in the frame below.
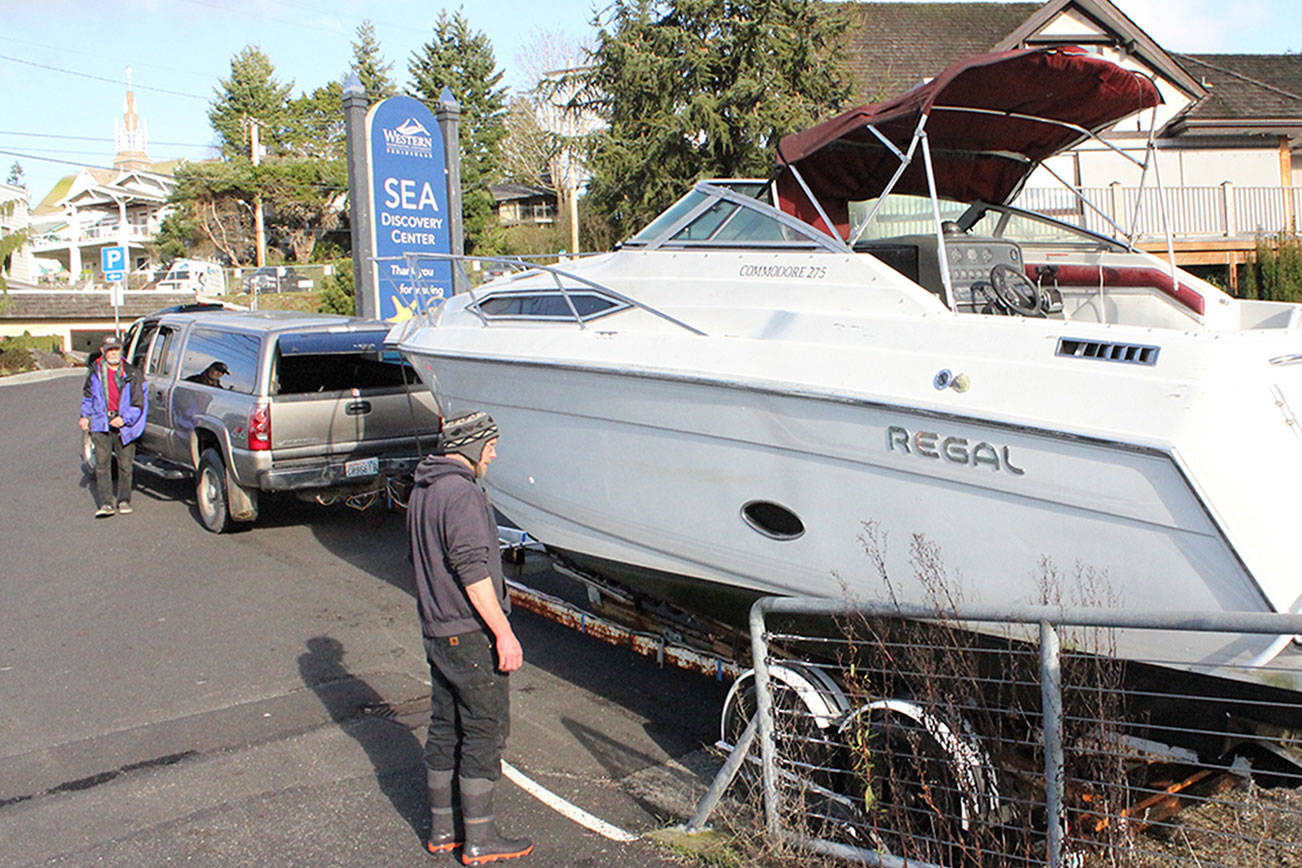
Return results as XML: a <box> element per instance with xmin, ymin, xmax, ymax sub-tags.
<box><xmin>772</xmin><ymin>45</ymin><xmax>1165</xmax><ymax>311</ymax></box>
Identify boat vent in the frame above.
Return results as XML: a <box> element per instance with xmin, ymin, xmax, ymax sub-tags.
<box><xmin>741</xmin><ymin>501</ymin><xmax>805</xmax><ymax>541</ymax></box>
<box><xmin>1056</xmin><ymin>338</ymin><xmax>1159</xmax><ymax>366</ymax></box>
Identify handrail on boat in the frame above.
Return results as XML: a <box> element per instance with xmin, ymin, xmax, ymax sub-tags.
<box><xmin>373</xmin><ymin>251</ymin><xmax>709</xmax><ymax>337</ymax></box>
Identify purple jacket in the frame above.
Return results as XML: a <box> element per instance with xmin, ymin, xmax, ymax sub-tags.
<box><xmin>81</xmin><ymin>360</ymin><xmax>148</xmax><ymax>444</ymax></box>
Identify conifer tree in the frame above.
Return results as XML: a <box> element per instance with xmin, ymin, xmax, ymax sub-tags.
<box><xmin>408</xmin><ymin>10</ymin><xmax>508</xmax><ymax>254</ymax></box>
<box><xmin>575</xmin><ymin>0</ymin><xmax>851</xmax><ymax>239</ymax></box>
<box><xmin>351</xmin><ymin>20</ymin><xmax>397</xmax><ymax>103</ymax></box>
<box><xmin>208</xmin><ymin>46</ymin><xmax>295</xmax><ymax>158</ymax></box>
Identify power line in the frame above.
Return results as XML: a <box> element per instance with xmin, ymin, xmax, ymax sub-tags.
<box><xmin>0</xmin><ymin>148</ymin><xmax>351</xmax><ymax>195</ymax></box>
<box><xmin>0</xmin><ymin>35</ymin><xmax>214</xmax><ymax>81</ymax></box>
<box><xmin>0</xmin><ymin>54</ymin><xmax>209</xmax><ymax>101</ymax></box>
<box><xmin>0</xmin><ymin>130</ymin><xmax>215</xmax><ymax>149</ymax></box>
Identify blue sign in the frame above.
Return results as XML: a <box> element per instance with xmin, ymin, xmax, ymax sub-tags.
<box><xmin>101</xmin><ymin>245</ymin><xmax>127</xmax><ymax>282</ymax></box>
<box><xmin>365</xmin><ymin>96</ymin><xmax>452</xmax><ymax>322</ymax></box>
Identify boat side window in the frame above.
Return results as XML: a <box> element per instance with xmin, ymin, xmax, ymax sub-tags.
<box><xmin>849</xmin><ymin>195</ymin><xmax>969</xmax><ymax>241</ymax></box>
<box><xmin>968</xmin><ymin>205</ymin><xmax>1122</xmax><ymax>250</ymax></box>
<box><xmin>475</xmin><ymin>291</ymin><xmax>626</xmax><ymax>322</ymax></box>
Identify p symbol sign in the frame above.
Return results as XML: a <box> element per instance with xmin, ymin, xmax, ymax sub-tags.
<box><xmin>101</xmin><ymin>246</ymin><xmax>127</xmax><ymax>282</ymax></box>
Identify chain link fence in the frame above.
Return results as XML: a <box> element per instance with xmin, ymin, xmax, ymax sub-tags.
<box><xmin>690</xmin><ymin>599</ymin><xmax>1302</xmax><ymax>867</ymax></box>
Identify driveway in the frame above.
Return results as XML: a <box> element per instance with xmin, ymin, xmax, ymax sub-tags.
<box><xmin>0</xmin><ymin>372</ymin><xmax>731</xmax><ymax>866</ymax></box>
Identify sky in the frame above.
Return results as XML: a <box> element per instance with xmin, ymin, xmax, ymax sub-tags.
<box><xmin>1</xmin><ymin>0</ymin><xmax>1298</xmax><ymax>204</ymax></box>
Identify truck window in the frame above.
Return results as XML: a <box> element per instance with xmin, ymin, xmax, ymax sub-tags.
<box><xmin>147</xmin><ymin>326</ymin><xmax>179</xmax><ymax>377</ymax></box>
<box><xmin>272</xmin><ymin>352</ymin><xmax>415</xmax><ymax>395</ymax></box>
<box><xmin>180</xmin><ymin>328</ymin><xmax>261</xmax><ymax>394</ymax></box>
<box><xmin>129</xmin><ymin>323</ymin><xmax>157</xmax><ymax>368</ymax></box>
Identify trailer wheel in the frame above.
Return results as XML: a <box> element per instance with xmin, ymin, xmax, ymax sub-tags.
<box><xmin>720</xmin><ymin>662</ymin><xmax>849</xmax><ymax>793</ymax></box>
<box><xmin>834</xmin><ymin>699</ymin><xmax>1000</xmax><ymax>845</ymax></box>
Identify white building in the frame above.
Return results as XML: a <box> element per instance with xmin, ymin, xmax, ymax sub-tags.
<box><xmin>28</xmin><ymin>81</ymin><xmax>180</xmax><ymax>283</ymax></box>
<box><xmin>1</xmin><ymin>181</ymin><xmax>38</xmax><ymax>286</ymax></box>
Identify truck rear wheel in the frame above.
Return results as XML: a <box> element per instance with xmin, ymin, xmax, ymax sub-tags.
<box><xmin>197</xmin><ymin>448</ymin><xmax>231</xmax><ymax>533</ymax></box>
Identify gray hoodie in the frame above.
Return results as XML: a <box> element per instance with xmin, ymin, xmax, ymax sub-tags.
<box><xmin>408</xmin><ymin>455</ymin><xmax>509</xmax><ymax>638</ymax></box>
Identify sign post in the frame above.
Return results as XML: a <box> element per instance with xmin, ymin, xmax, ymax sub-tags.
<box><xmin>342</xmin><ymin>74</ymin><xmax>376</xmax><ymax>318</ymax></box>
<box><xmin>102</xmin><ymin>245</ymin><xmax>127</xmax><ymax>335</ymax></box>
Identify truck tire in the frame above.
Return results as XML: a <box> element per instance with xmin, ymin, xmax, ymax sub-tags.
<box><xmin>196</xmin><ymin>448</ymin><xmax>231</xmax><ymax>533</ymax></box>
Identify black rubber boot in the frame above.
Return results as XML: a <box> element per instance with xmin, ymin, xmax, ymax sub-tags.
<box><xmin>458</xmin><ymin>777</ymin><xmax>533</xmax><ymax>865</ymax></box>
<box><xmin>426</xmin><ymin>767</ymin><xmax>460</xmax><ymax>854</ymax></box>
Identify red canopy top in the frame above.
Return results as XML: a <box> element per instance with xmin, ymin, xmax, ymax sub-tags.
<box><xmin>775</xmin><ymin>46</ymin><xmax>1161</xmax><ymax>238</ymax></box>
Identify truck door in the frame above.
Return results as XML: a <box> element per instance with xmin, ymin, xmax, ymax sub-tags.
<box><xmin>142</xmin><ymin>325</ymin><xmax>182</xmax><ymax>459</ymax></box>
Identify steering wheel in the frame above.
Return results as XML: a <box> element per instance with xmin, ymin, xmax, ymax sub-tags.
<box><xmin>989</xmin><ymin>263</ymin><xmax>1042</xmax><ymax>316</ymax></box>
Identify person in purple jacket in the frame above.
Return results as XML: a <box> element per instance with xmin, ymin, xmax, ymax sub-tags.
<box><xmin>79</xmin><ymin>334</ymin><xmax>147</xmax><ymax>518</ymax></box>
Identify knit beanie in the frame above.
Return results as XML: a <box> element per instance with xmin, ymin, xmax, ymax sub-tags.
<box><xmin>437</xmin><ymin>411</ymin><xmax>498</xmax><ymax>465</ymax></box>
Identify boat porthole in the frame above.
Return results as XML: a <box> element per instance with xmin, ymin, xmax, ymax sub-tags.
<box><xmin>740</xmin><ymin>500</ymin><xmax>805</xmax><ymax>541</ymax></box>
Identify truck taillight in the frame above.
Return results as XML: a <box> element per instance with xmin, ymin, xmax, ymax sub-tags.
<box><xmin>249</xmin><ymin>402</ymin><xmax>271</xmax><ymax>451</ymax></box>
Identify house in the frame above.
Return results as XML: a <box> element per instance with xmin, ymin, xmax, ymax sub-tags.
<box><xmin>1</xmin><ymin>181</ymin><xmax>38</xmax><ymax>286</ymax></box>
<box><xmin>28</xmin><ymin>81</ymin><xmax>181</xmax><ymax>283</ymax></box>
<box><xmin>837</xmin><ymin>0</ymin><xmax>1302</xmax><ymax>281</ymax></box>
<box><xmin>490</xmin><ymin>183</ymin><xmax>558</xmax><ymax>228</ymax></box>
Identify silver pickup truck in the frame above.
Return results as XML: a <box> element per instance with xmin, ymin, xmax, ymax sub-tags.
<box><xmin>118</xmin><ymin>307</ymin><xmax>440</xmax><ymax>532</ymax></box>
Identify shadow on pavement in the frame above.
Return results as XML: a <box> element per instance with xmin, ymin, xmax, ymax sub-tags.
<box><xmin>298</xmin><ymin>636</ymin><xmax>428</xmax><ymax>843</ymax></box>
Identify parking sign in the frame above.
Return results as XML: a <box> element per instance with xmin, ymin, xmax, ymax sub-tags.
<box><xmin>101</xmin><ymin>246</ymin><xmax>127</xmax><ymax>282</ymax></box>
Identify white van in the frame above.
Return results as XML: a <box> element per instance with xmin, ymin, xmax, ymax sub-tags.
<box><xmin>156</xmin><ymin>259</ymin><xmax>226</xmax><ymax>295</ymax></box>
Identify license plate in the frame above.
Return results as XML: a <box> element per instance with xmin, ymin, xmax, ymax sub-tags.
<box><xmin>345</xmin><ymin>457</ymin><xmax>379</xmax><ymax>478</ymax></box>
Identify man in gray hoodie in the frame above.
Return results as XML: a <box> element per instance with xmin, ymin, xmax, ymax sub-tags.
<box><xmin>408</xmin><ymin>411</ymin><xmax>532</xmax><ymax>865</ymax></box>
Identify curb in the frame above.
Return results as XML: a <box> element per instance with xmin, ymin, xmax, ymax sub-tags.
<box><xmin>0</xmin><ymin>368</ymin><xmax>84</xmax><ymax>388</ymax></box>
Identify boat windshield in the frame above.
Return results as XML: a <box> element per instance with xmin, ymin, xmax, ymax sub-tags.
<box><xmin>625</xmin><ymin>181</ymin><xmax>840</xmax><ymax>250</ymax></box>
<box><xmin>851</xmin><ymin>194</ymin><xmax>1126</xmax><ymax>252</ymax></box>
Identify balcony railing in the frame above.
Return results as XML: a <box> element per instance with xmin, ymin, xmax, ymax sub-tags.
<box><xmin>30</xmin><ymin>221</ymin><xmax>155</xmax><ymax>252</ymax></box>
<box><xmin>1012</xmin><ymin>184</ymin><xmax>1301</xmax><ymax>242</ymax></box>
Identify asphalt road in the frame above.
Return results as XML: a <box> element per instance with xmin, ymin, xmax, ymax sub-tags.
<box><xmin>0</xmin><ymin>371</ymin><xmax>732</xmax><ymax>867</ymax></box>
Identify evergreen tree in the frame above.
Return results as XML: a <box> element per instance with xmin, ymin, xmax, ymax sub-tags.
<box><xmin>408</xmin><ymin>9</ymin><xmax>509</xmax><ymax>255</ymax></box>
<box><xmin>6</xmin><ymin>161</ymin><xmax>25</xmax><ymax>189</ymax></box>
<box><xmin>208</xmin><ymin>46</ymin><xmax>295</xmax><ymax>158</ymax></box>
<box><xmin>351</xmin><ymin>20</ymin><xmax>397</xmax><ymax>103</ymax></box>
<box><xmin>286</xmin><ymin>81</ymin><xmax>346</xmax><ymax>160</ymax></box>
<box><xmin>576</xmin><ymin>0</ymin><xmax>851</xmax><ymax>239</ymax></box>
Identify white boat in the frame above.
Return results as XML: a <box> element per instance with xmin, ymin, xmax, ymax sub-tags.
<box><xmin>392</xmin><ymin>47</ymin><xmax>1302</xmax><ymax>690</ymax></box>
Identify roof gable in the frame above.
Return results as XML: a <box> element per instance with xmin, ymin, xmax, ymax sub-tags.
<box><xmin>999</xmin><ymin>0</ymin><xmax>1205</xmax><ymax>96</ymax></box>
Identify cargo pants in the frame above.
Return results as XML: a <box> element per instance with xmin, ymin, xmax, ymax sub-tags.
<box><xmin>423</xmin><ymin>629</ymin><xmax>510</xmax><ymax>780</ymax></box>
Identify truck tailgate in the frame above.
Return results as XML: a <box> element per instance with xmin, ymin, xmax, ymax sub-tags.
<box><xmin>271</xmin><ymin>387</ymin><xmax>439</xmax><ymax>455</ymax></box>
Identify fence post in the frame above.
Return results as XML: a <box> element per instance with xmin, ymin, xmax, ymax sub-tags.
<box><xmin>749</xmin><ymin>600</ymin><xmax>782</xmax><ymax>838</ymax></box>
<box><xmin>1222</xmin><ymin>181</ymin><xmax>1236</xmax><ymax>238</ymax></box>
<box><xmin>1041</xmin><ymin>620</ymin><xmax>1065</xmax><ymax>867</ymax></box>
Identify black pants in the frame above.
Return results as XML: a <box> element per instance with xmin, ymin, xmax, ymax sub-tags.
<box><xmin>423</xmin><ymin>630</ymin><xmax>510</xmax><ymax>780</ymax></box>
<box><xmin>91</xmin><ymin>431</ymin><xmax>135</xmax><ymax>508</ymax></box>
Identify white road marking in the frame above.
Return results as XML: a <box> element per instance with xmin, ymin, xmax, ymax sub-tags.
<box><xmin>500</xmin><ymin>760</ymin><xmax>639</xmax><ymax>842</ymax></box>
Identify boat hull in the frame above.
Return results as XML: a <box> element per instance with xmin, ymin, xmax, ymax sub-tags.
<box><xmin>405</xmin><ymin>348</ymin><xmax>1297</xmax><ymax>688</ymax></box>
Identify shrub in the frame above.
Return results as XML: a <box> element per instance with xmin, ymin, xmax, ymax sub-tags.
<box><xmin>1243</xmin><ymin>232</ymin><xmax>1302</xmax><ymax>302</ymax></box>
<box><xmin>317</xmin><ymin>260</ymin><xmax>355</xmax><ymax>316</ymax></box>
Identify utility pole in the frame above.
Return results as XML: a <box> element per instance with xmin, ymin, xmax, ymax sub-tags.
<box><xmin>249</xmin><ymin>117</ymin><xmax>266</xmax><ymax>268</ymax></box>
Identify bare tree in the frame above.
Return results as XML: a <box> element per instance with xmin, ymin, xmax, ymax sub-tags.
<box><xmin>508</xmin><ymin>29</ymin><xmax>596</xmax><ymax>250</ymax></box>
